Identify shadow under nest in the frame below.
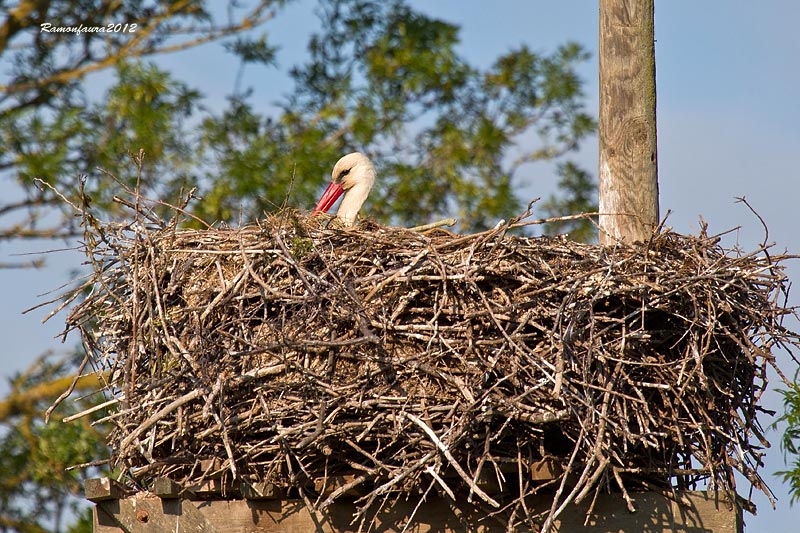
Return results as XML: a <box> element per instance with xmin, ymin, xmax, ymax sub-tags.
<box><xmin>57</xmin><ymin>194</ymin><xmax>797</xmax><ymax>531</ymax></box>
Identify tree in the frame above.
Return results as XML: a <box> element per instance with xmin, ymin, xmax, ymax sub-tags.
<box><xmin>0</xmin><ymin>0</ymin><xmax>285</xmax><ymax>246</ymax></box>
<box><xmin>0</xmin><ymin>355</ymin><xmax>107</xmax><ymax>533</ymax></box>
<box><xmin>0</xmin><ymin>1</ymin><xmax>280</xmax><ymax>116</ymax></box>
<box><xmin>2</xmin><ymin>0</ymin><xmax>596</xmax><ymax>244</ymax></box>
<box><xmin>598</xmin><ymin>0</ymin><xmax>658</xmax><ymax>243</ymax></box>
<box><xmin>778</xmin><ymin>380</ymin><xmax>800</xmax><ymax>504</ymax></box>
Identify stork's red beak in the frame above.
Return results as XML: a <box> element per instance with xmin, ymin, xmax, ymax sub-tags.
<box><xmin>313</xmin><ymin>182</ymin><xmax>345</xmax><ymax>214</ymax></box>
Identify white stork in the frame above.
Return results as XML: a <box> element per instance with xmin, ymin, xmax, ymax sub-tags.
<box><xmin>313</xmin><ymin>152</ymin><xmax>375</xmax><ymax>226</ymax></box>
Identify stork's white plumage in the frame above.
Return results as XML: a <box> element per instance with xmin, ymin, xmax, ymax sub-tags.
<box><xmin>313</xmin><ymin>152</ymin><xmax>375</xmax><ymax>226</ymax></box>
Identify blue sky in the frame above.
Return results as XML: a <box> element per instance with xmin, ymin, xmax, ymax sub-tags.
<box><xmin>1</xmin><ymin>1</ymin><xmax>799</xmax><ymax>529</ymax></box>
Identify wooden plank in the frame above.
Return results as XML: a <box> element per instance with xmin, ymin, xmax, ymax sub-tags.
<box><xmin>89</xmin><ymin>490</ymin><xmax>742</xmax><ymax>532</ymax></box>
<box><xmin>143</xmin><ymin>497</ymin><xmax>494</xmax><ymax>533</ymax></box>
<box><xmin>575</xmin><ymin>490</ymin><xmax>743</xmax><ymax>533</ymax></box>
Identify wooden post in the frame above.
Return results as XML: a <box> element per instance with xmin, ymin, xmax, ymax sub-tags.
<box><xmin>598</xmin><ymin>0</ymin><xmax>659</xmax><ymax>244</ymax></box>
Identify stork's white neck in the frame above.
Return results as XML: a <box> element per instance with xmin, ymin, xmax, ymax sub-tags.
<box><xmin>337</xmin><ymin>179</ymin><xmax>372</xmax><ymax>226</ymax></box>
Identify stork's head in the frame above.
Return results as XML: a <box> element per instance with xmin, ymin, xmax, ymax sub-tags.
<box><xmin>313</xmin><ymin>152</ymin><xmax>376</xmax><ymax>226</ymax></box>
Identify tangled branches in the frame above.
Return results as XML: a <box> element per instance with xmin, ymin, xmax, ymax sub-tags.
<box><xmin>57</xmin><ymin>191</ymin><xmax>797</xmax><ymax>531</ymax></box>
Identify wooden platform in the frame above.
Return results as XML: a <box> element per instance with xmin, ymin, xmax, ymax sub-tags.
<box><xmin>88</xmin><ymin>478</ymin><xmax>743</xmax><ymax>532</ymax></box>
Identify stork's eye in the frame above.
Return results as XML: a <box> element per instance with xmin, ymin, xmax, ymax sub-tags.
<box><xmin>337</xmin><ymin>168</ymin><xmax>351</xmax><ymax>181</ymax></box>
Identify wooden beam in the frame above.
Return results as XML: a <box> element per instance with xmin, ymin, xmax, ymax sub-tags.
<box><xmin>598</xmin><ymin>0</ymin><xmax>659</xmax><ymax>244</ymax></box>
<box><xmin>96</xmin><ymin>496</ymin><xmax>216</xmax><ymax>533</ymax></box>
<box><xmin>84</xmin><ymin>477</ymin><xmax>130</xmax><ymax>502</ymax></box>
<box><xmin>90</xmin><ymin>491</ymin><xmax>742</xmax><ymax>532</ymax></box>
<box><xmin>151</xmin><ymin>477</ymin><xmax>182</xmax><ymax>498</ymax></box>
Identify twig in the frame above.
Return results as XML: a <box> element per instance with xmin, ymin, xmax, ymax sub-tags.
<box><xmin>403</xmin><ymin>412</ymin><xmax>500</xmax><ymax>508</ymax></box>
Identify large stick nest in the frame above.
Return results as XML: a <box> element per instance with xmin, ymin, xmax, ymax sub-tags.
<box><xmin>58</xmin><ymin>189</ymin><xmax>797</xmax><ymax>531</ymax></box>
